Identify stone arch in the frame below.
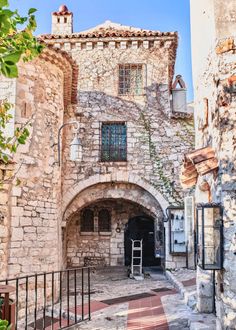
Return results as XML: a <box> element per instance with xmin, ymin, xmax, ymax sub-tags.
<box><xmin>64</xmin><ymin>181</ymin><xmax>165</xmax><ymax>268</ymax></box>
<box><xmin>62</xmin><ymin>171</ymin><xmax>169</xmax><ymax>220</ymax></box>
<box><xmin>63</xmin><ymin>181</ymin><xmax>164</xmax><ymax>226</ymax></box>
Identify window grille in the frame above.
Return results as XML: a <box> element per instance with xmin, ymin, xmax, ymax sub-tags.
<box><xmin>81</xmin><ymin>209</ymin><xmax>94</xmax><ymax>232</ymax></box>
<box><xmin>119</xmin><ymin>64</ymin><xmax>143</xmax><ymax>95</ymax></box>
<box><xmin>98</xmin><ymin>209</ymin><xmax>111</xmax><ymax>232</ymax></box>
<box><xmin>101</xmin><ymin>123</ymin><xmax>127</xmax><ymax>162</ymax></box>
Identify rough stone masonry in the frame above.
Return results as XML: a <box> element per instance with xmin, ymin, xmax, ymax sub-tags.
<box><xmin>0</xmin><ymin>5</ymin><xmax>194</xmax><ymax>281</ymax></box>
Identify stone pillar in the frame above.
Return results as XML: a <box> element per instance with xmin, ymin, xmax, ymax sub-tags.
<box><xmin>196</xmin><ymin>267</ymin><xmax>214</xmax><ymax>313</ymax></box>
<box><xmin>0</xmin><ymin>164</ymin><xmax>14</xmax><ymax>280</ymax></box>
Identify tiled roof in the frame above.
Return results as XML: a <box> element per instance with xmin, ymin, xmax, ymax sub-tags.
<box><xmin>180</xmin><ymin>147</ymin><xmax>219</xmax><ymax>189</ymax></box>
<box><xmin>40</xmin><ymin>21</ymin><xmax>177</xmax><ymax>40</ymax></box>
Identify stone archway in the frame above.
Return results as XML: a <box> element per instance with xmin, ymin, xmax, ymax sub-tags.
<box><xmin>62</xmin><ymin>181</ymin><xmax>165</xmax><ymax>268</ymax></box>
<box><xmin>61</xmin><ymin>171</ymin><xmax>169</xmax><ymax>220</ymax></box>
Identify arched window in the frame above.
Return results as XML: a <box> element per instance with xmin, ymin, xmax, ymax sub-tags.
<box><xmin>81</xmin><ymin>209</ymin><xmax>94</xmax><ymax>232</ymax></box>
<box><xmin>98</xmin><ymin>209</ymin><xmax>111</xmax><ymax>232</ymax></box>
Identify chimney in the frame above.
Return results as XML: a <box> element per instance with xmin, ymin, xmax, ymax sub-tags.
<box><xmin>171</xmin><ymin>75</ymin><xmax>187</xmax><ymax>113</ymax></box>
<box><xmin>51</xmin><ymin>4</ymin><xmax>73</xmax><ymax>35</ymax></box>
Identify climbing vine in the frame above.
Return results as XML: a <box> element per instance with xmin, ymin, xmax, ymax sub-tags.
<box><xmin>139</xmin><ymin>110</ymin><xmax>184</xmax><ymax>204</ymax></box>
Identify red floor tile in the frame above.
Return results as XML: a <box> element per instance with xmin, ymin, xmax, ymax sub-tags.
<box><xmin>71</xmin><ymin>300</ymin><xmax>108</xmax><ymax>316</ymax></box>
<box><xmin>182</xmin><ymin>278</ymin><xmax>196</xmax><ymax>287</ymax></box>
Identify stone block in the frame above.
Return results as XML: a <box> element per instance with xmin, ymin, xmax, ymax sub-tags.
<box><xmin>11</xmin><ymin>227</ymin><xmax>23</xmax><ymax>241</ymax></box>
<box><xmin>20</xmin><ymin>217</ymin><xmax>32</xmax><ymax>226</ymax></box>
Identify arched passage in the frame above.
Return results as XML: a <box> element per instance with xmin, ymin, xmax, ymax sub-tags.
<box><xmin>62</xmin><ymin>171</ymin><xmax>169</xmax><ymax>221</ymax></box>
<box><xmin>63</xmin><ymin>181</ymin><xmax>165</xmax><ymax>268</ymax></box>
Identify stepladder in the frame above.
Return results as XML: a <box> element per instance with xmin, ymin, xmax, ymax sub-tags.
<box><xmin>130</xmin><ymin>239</ymin><xmax>143</xmax><ymax>279</ymax></box>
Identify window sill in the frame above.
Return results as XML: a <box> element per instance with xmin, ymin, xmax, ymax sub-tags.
<box><xmin>80</xmin><ymin>232</ymin><xmax>96</xmax><ymax>236</ymax></box>
<box><xmin>99</xmin><ymin>161</ymin><xmax>128</xmax><ymax>165</ymax></box>
<box><xmin>80</xmin><ymin>231</ymin><xmax>112</xmax><ymax>236</ymax></box>
<box><xmin>99</xmin><ymin>232</ymin><xmax>111</xmax><ymax>236</ymax></box>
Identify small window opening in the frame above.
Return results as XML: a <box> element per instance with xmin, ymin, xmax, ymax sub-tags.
<box><xmin>81</xmin><ymin>209</ymin><xmax>94</xmax><ymax>232</ymax></box>
<box><xmin>101</xmin><ymin>123</ymin><xmax>127</xmax><ymax>162</ymax></box>
<box><xmin>98</xmin><ymin>209</ymin><xmax>111</xmax><ymax>232</ymax></box>
<box><xmin>119</xmin><ymin>64</ymin><xmax>143</xmax><ymax>95</ymax></box>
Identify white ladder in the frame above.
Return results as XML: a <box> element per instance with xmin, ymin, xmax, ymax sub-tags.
<box><xmin>131</xmin><ymin>240</ymin><xmax>143</xmax><ymax>277</ymax></box>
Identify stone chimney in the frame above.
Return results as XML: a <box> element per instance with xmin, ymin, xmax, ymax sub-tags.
<box><xmin>52</xmin><ymin>4</ymin><xmax>73</xmax><ymax>35</ymax></box>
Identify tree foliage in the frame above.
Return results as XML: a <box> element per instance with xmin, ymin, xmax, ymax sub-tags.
<box><xmin>0</xmin><ymin>319</ymin><xmax>11</xmax><ymax>330</ymax></box>
<box><xmin>0</xmin><ymin>0</ymin><xmax>43</xmax><ymax>165</ymax></box>
<box><xmin>0</xmin><ymin>0</ymin><xmax>43</xmax><ymax>78</ymax></box>
<box><xmin>0</xmin><ymin>100</ymin><xmax>30</xmax><ymax>163</ymax></box>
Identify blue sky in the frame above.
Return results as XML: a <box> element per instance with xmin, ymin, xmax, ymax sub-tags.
<box><xmin>9</xmin><ymin>0</ymin><xmax>193</xmax><ymax>101</ymax></box>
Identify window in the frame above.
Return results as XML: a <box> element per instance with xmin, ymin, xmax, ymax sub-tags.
<box><xmin>98</xmin><ymin>209</ymin><xmax>111</xmax><ymax>232</ymax></box>
<box><xmin>119</xmin><ymin>64</ymin><xmax>143</xmax><ymax>95</ymax></box>
<box><xmin>101</xmin><ymin>123</ymin><xmax>127</xmax><ymax>162</ymax></box>
<box><xmin>196</xmin><ymin>203</ymin><xmax>223</xmax><ymax>270</ymax></box>
<box><xmin>167</xmin><ymin>206</ymin><xmax>186</xmax><ymax>255</ymax></box>
<box><xmin>81</xmin><ymin>209</ymin><xmax>94</xmax><ymax>232</ymax></box>
<box><xmin>64</xmin><ymin>17</ymin><xmax>67</xmax><ymax>23</ymax></box>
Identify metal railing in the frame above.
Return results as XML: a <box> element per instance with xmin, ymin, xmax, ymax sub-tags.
<box><xmin>0</xmin><ymin>267</ymin><xmax>91</xmax><ymax>329</ymax></box>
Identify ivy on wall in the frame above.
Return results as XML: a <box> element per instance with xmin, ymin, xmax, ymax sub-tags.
<box><xmin>139</xmin><ymin>109</ymin><xmax>194</xmax><ymax>205</ymax></box>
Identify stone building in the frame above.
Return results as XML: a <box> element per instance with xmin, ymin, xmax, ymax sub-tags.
<box><xmin>182</xmin><ymin>1</ymin><xmax>236</xmax><ymax>329</ymax></box>
<box><xmin>0</xmin><ymin>5</ymin><xmax>194</xmax><ymax>280</ymax></box>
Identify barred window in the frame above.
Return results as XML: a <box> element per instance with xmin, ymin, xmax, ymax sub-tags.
<box><xmin>101</xmin><ymin>123</ymin><xmax>127</xmax><ymax>162</ymax></box>
<box><xmin>81</xmin><ymin>209</ymin><xmax>94</xmax><ymax>232</ymax></box>
<box><xmin>98</xmin><ymin>209</ymin><xmax>111</xmax><ymax>232</ymax></box>
<box><xmin>119</xmin><ymin>64</ymin><xmax>143</xmax><ymax>95</ymax></box>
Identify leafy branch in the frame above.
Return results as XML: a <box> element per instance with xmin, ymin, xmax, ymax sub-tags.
<box><xmin>0</xmin><ymin>0</ymin><xmax>43</xmax><ymax>78</ymax></box>
<box><xmin>0</xmin><ymin>100</ymin><xmax>30</xmax><ymax>164</ymax></box>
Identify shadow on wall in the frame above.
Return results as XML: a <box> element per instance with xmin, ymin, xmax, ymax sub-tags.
<box><xmin>63</xmin><ymin>83</ymin><xmax>193</xmax><ymax>204</ymax></box>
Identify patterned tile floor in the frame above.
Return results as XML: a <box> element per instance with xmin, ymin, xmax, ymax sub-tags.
<box><xmin>28</xmin><ymin>267</ymin><xmax>196</xmax><ymax>329</ymax></box>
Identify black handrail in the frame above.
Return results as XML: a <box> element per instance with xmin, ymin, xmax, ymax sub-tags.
<box><xmin>0</xmin><ymin>267</ymin><xmax>91</xmax><ymax>330</ymax></box>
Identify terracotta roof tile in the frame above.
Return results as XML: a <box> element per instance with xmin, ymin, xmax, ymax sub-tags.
<box><xmin>40</xmin><ymin>30</ymin><xmax>177</xmax><ymax>40</ymax></box>
<box><xmin>40</xmin><ymin>21</ymin><xmax>177</xmax><ymax>40</ymax></box>
<box><xmin>180</xmin><ymin>146</ymin><xmax>219</xmax><ymax>188</ymax></box>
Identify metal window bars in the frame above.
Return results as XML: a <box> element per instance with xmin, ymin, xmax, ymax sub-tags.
<box><xmin>98</xmin><ymin>209</ymin><xmax>111</xmax><ymax>232</ymax></box>
<box><xmin>101</xmin><ymin>123</ymin><xmax>127</xmax><ymax>162</ymax></box>
<box><xmin>119</xmin><ymin>64</ymin><xmax>143</xmax><ymax>95</ymax></box>
<box><xmin>81</xmin><ymin>209</ymin><xmax>94</xmax><ymax>232</ymax></box>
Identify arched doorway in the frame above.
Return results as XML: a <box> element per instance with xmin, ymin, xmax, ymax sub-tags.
<box><xmin>124</xmin><ymin>216</ymin><xmax>161</xmax><ymax>267</ymax></box>
<box><xmin>62</xmin><ymin>181</ymin><xmax>166</xmax><ymax>269</ymax></box>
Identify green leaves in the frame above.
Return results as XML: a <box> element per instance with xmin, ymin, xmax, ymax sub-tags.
<box><xmin>0</xmin><ymin>3</ymin><xmax>42</xmax><ymax>78</ymax></box>
<box><xmin>0</xmin><ymin>0</ymin><xmax>9</xmax><ymax>8</ymax></box>
<box><xmin>28</xmin><ymin>8</ymin><xmax>37</xmax><ymax>15</ymax></box>
<box><xmin>0</xmin><ymin>101</ymin><xmax>31</xmax><ymax>164</ymax></box>
<box><xmin>0</xmin><ymin>319</ymin><xmax>11</xmax><ymax>330</ymax></box>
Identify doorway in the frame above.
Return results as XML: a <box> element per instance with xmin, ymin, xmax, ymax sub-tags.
<box><xmin>124</xmin><ymin>216</ymin><xmax>161</xmax><ymax>267</ymax></box>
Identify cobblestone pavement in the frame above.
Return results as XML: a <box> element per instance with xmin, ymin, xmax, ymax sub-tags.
<box><xmin>74</xmin><ymin>267</ymin><xmax>193</xmax><ymax>330</ymax></box>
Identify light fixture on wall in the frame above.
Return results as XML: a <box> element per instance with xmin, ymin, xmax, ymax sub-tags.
<box><xmin>57</xmin><ymin>121</ymin><xmax>82</xmax><ymax>166</ymax></box>
<box><xmin>196</xmin><ymin>203</ymin><xmax>223</xmax><ymax>270</ymax></box>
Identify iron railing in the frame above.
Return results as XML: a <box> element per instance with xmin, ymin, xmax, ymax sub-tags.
<box><xmin>0</xmin><ymin>267</ymin><xmax>91</xmax><ymax>329</ymax></box>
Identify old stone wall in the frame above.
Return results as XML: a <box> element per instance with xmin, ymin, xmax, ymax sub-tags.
<box><xmin>0</xmin><ymin>165</ymin><xmax>14</xmax><ymax>280</ymax></box>
<box><xmin>191</xmin><ymin>0</ymin><xmax>236</xmax><ymax>327</ymax></box>
<box><xmin>5</xmin><ymin>57</ymin><xmax>65</xmax><ymax>277</ymax></box>
<box><xmin>61</xmin><ymin>41</ymin><xmax>193</xmax><ymax>203</ymax></box>
<box><xmin>42</xmin><ymin>33</ymin><xmax>194</xmax><ymax>270</ymax></box>
<box><xmin>67</xmin><ymin>199</ymin><xmax>158</xmax><ymax>267</ymax></box>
